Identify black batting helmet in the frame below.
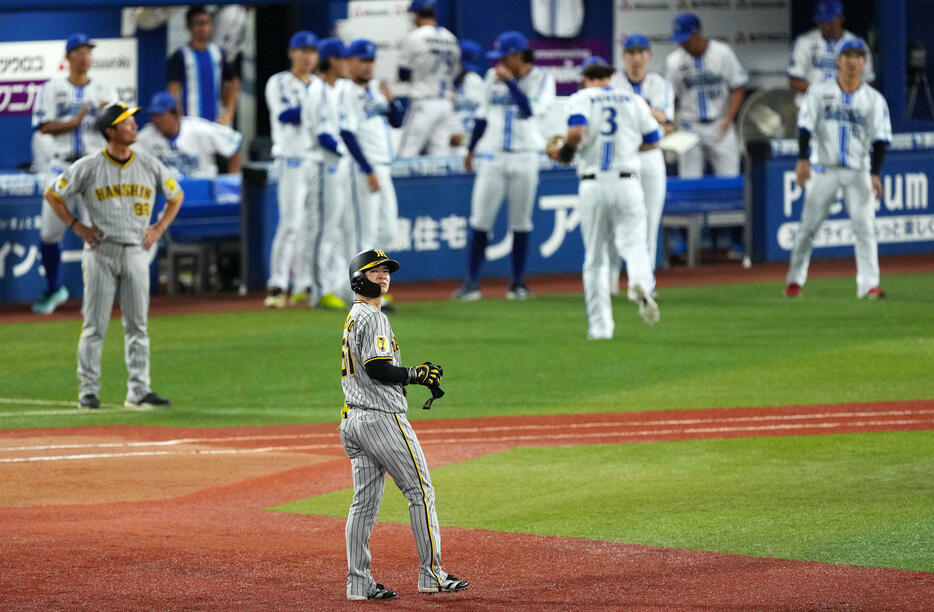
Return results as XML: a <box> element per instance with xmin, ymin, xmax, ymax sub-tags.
<box><xmin>349</xmin><ymin>249</ymin><xmax>400</xmax><ymax>298</ymax></box>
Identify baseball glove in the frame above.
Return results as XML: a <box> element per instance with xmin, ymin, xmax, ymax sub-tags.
<box><xmin>546</xmin><ymin>134</ymin><xmax>566</xmax><ymax>157</ymax></box>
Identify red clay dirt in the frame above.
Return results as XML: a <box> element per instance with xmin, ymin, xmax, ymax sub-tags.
<box><xmin>1</xmin><ymin>401</ymin><xmax>933</xmax><ymax>610</ymax></box>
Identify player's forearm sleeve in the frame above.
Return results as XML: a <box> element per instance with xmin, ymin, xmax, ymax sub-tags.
<box><xmin>340</xmin><ymin>130</ymin><xmax>374</xmax><ymax>174</ymax></box>
<box><xmin>468</xmin><ymin>119</ymin><xmax>487</xmax><ymax>152</ymax></box>
<box><xmin>364</xmin><ymin>359</ymin><xmax>409</xmax><ymax>384</ymax></box>
<box><xmin>398</xmin><ymin>66</ymin><xmax>412</xmax><ymax>82</ymax></box>
<box><xmin>505</xmin><ymin>78</ymin><xmax>533</xmax><ymax>118</ymax></box>
<box><xmin>797</xmin><ymin>128</ymin><xmax>811</xmax><ymax>160</ymax></box>
<box><xmin>870</xmin><ymin>140</ymin><xmax>888</xmax><ymax>175</ymax></box>
<box><xmin>277</xmin><ymin>107</ymin><xmax>301</xmax><ymax>125</ymax></box>
<box><xmin>387</xmin><ymin>99</ymin><xmax>406</xmax><ymax>128</ymax></box>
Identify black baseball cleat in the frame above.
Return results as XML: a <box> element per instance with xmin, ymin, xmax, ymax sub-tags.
<box><xmin>347</xmin><ymin>584</ymin><xmax>397</xmax><ymax>601</ymax></box>
<box><xmin>124</xmin><ymin>392</ymin><xmax>171</xmax><ymax>409</ymax></box>
<box><xmin>78</xmin><ymin>394</ymin><xmax>100</xmax><ymax>409</ymax></box>
<box><xmin>419</xmin><ymin>574</ymin><xmax>469</xmax><ymax>593</ymax></box>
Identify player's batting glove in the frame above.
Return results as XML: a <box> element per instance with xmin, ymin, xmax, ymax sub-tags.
<box><xmin>408</xmin><ymin>362</ymin><xmax>443</xmax><ymax>387</ymax></box>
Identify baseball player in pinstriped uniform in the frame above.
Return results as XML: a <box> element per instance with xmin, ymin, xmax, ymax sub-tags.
<box><xmin>396</xmin><ymin>0</ymin><xmax>461</xmax><ymax>158</ymax></box>
<box><xmin>339</xmin><ymin>249</ymin><xmax>469</xmax><ymax>600</ymax></box>
<box><xmin>609</xmin><ymin>34</ymin><xmax>674</xmax><ymax>296</ymax></box>
<box><xmin>787</xmin><ymin>0</ymin><xmax>875</xmax><ymax>97</ymax></box>
<box><xmin>455</xmin><ymin>30</ymin><xmax>556</xmax><ymax>301</ymax></box>
<box><xmin>135</xmin><ymin>91</ymin><xmax>242</xmax><ymax>178</ymax></box>
<box><xmin>785</xmin><ymin>40</ymin><xmax>891</xmax><ymax>299</ymax></box>
<box><xmin>44</xmin><ymin>103</ymin><xmax>184</xmax><ymax>409</ymax></box>
<box><xmin>167</xmin><ymin>5</ymin><xmax>238</xmax><ymax>125</ymax></box>
<box><xmin>549</xmin><ymin>59</ymin><xmax>661</xmax><ymax>338</ymax></box>
<box><xmin>665</xmin><ymin>13</ymin><xmax>748</xmax><ymax>179</ymax></box>
<box><xmin>344</xmin><ymin>39</ymin><xmax>406</xmax><ymax>252</ymax></box>
<box><xmin>31</xmin><ymin>33</ymin><xmax>119</xmax><ymax>315</ymax></box>
<box><xmin>264</xmin><ymin>31</ymin><xmax>327</xmax><ymax>309</ymax></box>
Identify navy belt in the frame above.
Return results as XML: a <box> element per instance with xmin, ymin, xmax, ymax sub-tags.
<box><xmin>581</xmin><ymin>172</ymin><xmax>636</xmax><ymax>180</ymax></box>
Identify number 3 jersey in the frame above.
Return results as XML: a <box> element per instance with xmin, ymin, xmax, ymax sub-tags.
<box><xmin>565</xmin><ymin>85</ymin><xmax>660</xmax><ymax>176</ymax></box>
<box><xmin>341</xmin><ymin>301</ymin><xmax>408</xmax><ymax>413</ymax></box>
<box><xmin>46</xmin><ymin>148</ymin><xmax>182</xmax><ymax>245</ymax></box>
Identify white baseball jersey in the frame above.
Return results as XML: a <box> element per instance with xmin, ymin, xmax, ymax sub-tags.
<box><xmin>341</xmin><ymin>301</ymin><xmax>407</xmax><ymax>413</ymax></box>
<box><xmin>452</xmin><ymin>71</ymin><xmax>485</xmax><ymax>138</ymax></box>
<box><xmin>665</xmin><ymin>39</ymin><xmax>748</xmax><ymax>123</ymax></box>
<box><xmin>531</xmin><ymin>0</ymin><xmax>584</xmax><ymax>38</ymax></box>
<box><xmin>46</xmin><ymin>148</ymin><xmax>182</xmax><ymax>244</ymax></box>
<box><xmin>299</xmin><ymin>77</ymin><xmax>340</xmax><ymax>161</ymax></box>
<box><xmin>474</xmin><ymin>66</ymin><xmax>556</xmax><ymax>154</ymax></box>
<box><xmin>610</xmin><ymin>71</ymin><xmax>674</xmax><ymax>123</ymax></box>
<box><xmin>566</xmin><ymin>86</ymin><xmax>660</xmax><ymax>176</ymax></box>
<box><xmin>341</xmin><ymin>79</ymin><xmax>395</xmax><ymax>165</ymax></box>
<box><xmin>32</xmin><ymin>77</ymin><xmax>119</xmax><ymax>161</ymax></box>
<box><xmin>399</xmin><ymin>25</ymin><xmax>460</xmax><ymax>99</ymax></box>
<box><xmin>787</xmin><ymin>29</ymin><xmax>876</xmax><ymax>86</ymax></box>
<box><xmin>326</xmin><ymin>78</ymin><xmax>354</xmax><ymax>157</ymax></box>
<box><xmin>267</xmin><ymin>70</ymin><xmax>317</xmax><ymax>158</ymax></box>
<box><xmin>135</xmin><ymin>116</ymin><xmax>241</xmax><ymax>178</ymax></box>
<box><xmin>798</xmin><ymin>78</ymin><xmax>891</xmax><ymax>172</ymax></box>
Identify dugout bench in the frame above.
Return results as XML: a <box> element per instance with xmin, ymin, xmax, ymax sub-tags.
<box><xmin>660</xmin><ymin>176</ymin><xmax>747</xmax><ymax>268</ymax></box>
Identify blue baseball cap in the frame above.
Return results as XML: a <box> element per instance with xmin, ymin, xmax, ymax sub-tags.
<box><xmin>147</xmin><ymin>91</ymin><xmax>178</xmax><ymax>115</ymax></box>
<box><xmin>65</xmin><ymin>33</ymin><xmax>95</xmax><ymax>54</ymax></box>
<box><xmin>408</xmin><ymin>0</ymin><xmax>434</xmax><ymax>11</ymax></box>
<box><xmin>579</xmin><ymin>56</ymin><xmax>609</xmax><ymax>77</ymax></box>
<box><xmin>348</xmin><ymin>39</ymin><xmax>377</xmax><ymax>60</ymax></box>
<box><xmin>289</xmin><ymin>31</ymin><xmax>318</xmax><ymax>50</ymax></box>
<box><xmin>318</xmin><ymin>38</ymin><xmax>348</xmax><ymax>63</ymax></box>
<box><xmin>460</xmin><ymin>39</ymin><xmax>483</xmax><ymax>74</ymax></box>
<box><xmin>838</xmin><ymin>39</ymin><xmax>867</xmax><ymax>56</ymax></box>
<box><xmin>624</xmin><ymin>33</ymin><xmax>651</xmax><ymax>50</ymax></box>
<box><xmin>813</xmin><ymin>0</ymin><xmax>843</xmax><ymax>22</ymax></box>
<box><xmin>487</xmin><ymin>31</ymin><xmax>529</xmax><ymax>60</ymax></box>
<box><xmin>670</xmin><ymin>13</ymin><xmax>701</xmax><ymax>43</ymax></box>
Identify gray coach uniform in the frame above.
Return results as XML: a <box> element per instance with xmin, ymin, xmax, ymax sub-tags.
<box><xmin>47</xmin><ymin>145</ymin><xmax>183</xmax><ymax>405</ymax></box>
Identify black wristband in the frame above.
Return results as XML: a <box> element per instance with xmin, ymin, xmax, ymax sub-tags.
<box><xmin>797</xmin><ymin>129</ymin><xmax>811</xmax><ymax>160</ymax></box>
<box><xmin>557</xmin><ymin>143</ymin><xmax>576</xmax><ymax>163</ymax></box>
<box><xmin>68</xmin><ymin>217</ymin><xmax>78</xmax><ymax>229</ymax></box>
<box><xmin>870</xmin><ymin>140</ymin><xmax>888</xmax><ymax>176</ymax></box>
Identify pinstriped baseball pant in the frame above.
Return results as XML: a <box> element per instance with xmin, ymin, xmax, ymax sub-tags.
<box><xmin>339</xmin><ymin>408</ymin><xmax>447</xmax><ymax>598</ymax></box>
<box><xmin>77</xmin><ymin>242</ymin><xmax>151</xmax><ymax>402</ymax></box>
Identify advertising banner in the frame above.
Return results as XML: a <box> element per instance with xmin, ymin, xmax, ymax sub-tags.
<box><xmin>338</xmin><ymin>0</ymin><xmax>412</xmax><ymax>90</ymax></box>
<box><xmin>0</xmin><ymin>38</ymin><xmax>138</xmax><ymax>116</ymax></box>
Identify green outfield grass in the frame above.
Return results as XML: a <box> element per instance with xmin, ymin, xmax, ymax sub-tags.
<box><xmin>1</xmin><ymin>272</ymin><xmax>932</xmax><ymax>429</ymax></box>
<box><xmin>274</xmin><ymin>431</ymin><xmax>934</xmax><ymax>572</ymax></box>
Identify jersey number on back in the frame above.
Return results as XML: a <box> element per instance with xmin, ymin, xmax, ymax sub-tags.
<box><xmin>601</xmin><ymin>107</ymin><xmax>618</xmax><ymax>136</ymax></box>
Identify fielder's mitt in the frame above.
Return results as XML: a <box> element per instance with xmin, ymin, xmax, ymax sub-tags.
<box><xmin>546</xmin><ymin>134</ymin><xmax>566</xmax><ymax>156</ymax></box>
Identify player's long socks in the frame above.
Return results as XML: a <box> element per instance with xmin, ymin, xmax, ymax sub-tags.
<box><xmin>39</xmin><ymin>241</ymin><xmax>63</xmax><ymax>293</ymax></box>
<box><xmin>510</xmin><ymin>231</ymin><xmax>529</xmax><ymax>287</ymax></box>
<box><xmin>466</xmin><ymin>228</ymin><xmax>488</xmax><ymax>284</ymax></box>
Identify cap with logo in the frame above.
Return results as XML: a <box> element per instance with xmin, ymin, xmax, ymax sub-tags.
<box><xmin>66</xmin><ymin>33</ymin><xmax>95</xmax><ymax>54</ymax></box>
<box><xmin>147</xmin><ymin>91</ymin><xmax>178</xmax><ymax>115</ymax></box>
<box><xmin>289</xmin><ymin>31</ymin><xmax>318</xmax><ymax>50</ymax></box>
<box><xmin>838</xmin><ymin>39</ymin><xmax>867</xmax><ymax>56</ymax></box>
<box><xmin>624</xmin><ymin>33</ymin><xmax>651</xmax><ymax>50</ymax></box>
<box><xmin>348</xmin><ymin>39</ymin><xmax>377</xmax><ymax>60</ymax></box>
<box><xmin>670</xmin><ymin>13</ymin><xmax>701</xmax><ymax>43</ymax></box>
<box><xmin>486</xmin><ymin>31</ymin><xmax>529</xmax><ymax>60</ymax></box>
<box><xmin>318</xmin><ymin>38</ymin><xmax>349</xmax><ymax>63</ymax></box>
<box><xmin>96</xmin><ymin>102</ymin><xmax>141</xmax><ymax>135</ymax></box>
<box><xmin>579</xmin><ymin>55</ymin><xmax>610</xmax><ymax>77</ymax></box>
<box><xmin>813</xmin><ymin>0</ymin><xmax>843</xmax><ymax>23</ymax></box>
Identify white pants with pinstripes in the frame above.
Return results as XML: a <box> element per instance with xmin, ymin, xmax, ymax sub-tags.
<box><xmin>78</xmin><ymin>242</ymin><xmax>151</xmax><ymax>402</ymax></box>
<box><xmin>339</xmin><ymin>408</ymin><xmax>448</xmax><ymax>598</ymax></box>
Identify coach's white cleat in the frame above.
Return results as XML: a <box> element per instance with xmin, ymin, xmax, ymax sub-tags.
<box><xmin>506</xmin><ymin>283</ymin><xmax>533</xmax><ymax>300</ymax></box>
<box><xmin>634</xmin><ymin>285</ymin><xmax>660</xmax><ymax>326</ymax></box>
<box><xmin>264</xmin><ymin>292</ymin><xmax>286</xmax><ymax>309</ymax></box>
<box><xmin>125</xmin><ymin>392</ymin><xmax>171</xmax><ymax>409</ymax></box>
<box><xmin>419</xmin><ymin>574</ymin><xmax>469</xmax><ymax>594</ymax></box>
<box><xmin>32</xmin><ymin>286</ymin><xmax>69</xmax><ymax>315</ymax></box>
<box><xmin>451</xmin><ymin>282</ymin><xmax>481</xmax><ymax>301</ymax></box>
<box><xmin>347</xmin><ymin>583</ymin><xmax>397</xmax><ymax>601</ymax></box>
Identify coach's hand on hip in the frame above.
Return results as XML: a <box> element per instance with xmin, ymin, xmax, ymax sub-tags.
<box><xmin>74</xmin><ymin>223</ymin><xmax>103</xmax><ymax>248</ymax></box>
<box><xmin>143</xmin><ymin>224</ymin><xmax>166</xmax><ymax>250</ymax></box>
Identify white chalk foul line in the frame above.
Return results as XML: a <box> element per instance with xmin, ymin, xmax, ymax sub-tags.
<box><xmin>1</xmin><ymin>416</ymin><xmax>931</xmax><ymax>463</ymax></box>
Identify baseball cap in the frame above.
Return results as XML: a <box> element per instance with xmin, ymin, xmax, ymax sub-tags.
<box><xmin>408</xmin><ymin>0</ymin><xmax>434</xmax><ymax>11</ymax></box>
<box><xmin>624</xmin><ymin>33</ymin><xmax>651</xmax><ymax>50</ymax></box>
<box><xmin>486</xmin><ymin>31</ymin><xmax>529</xmax><ymax>60</ymax></box>
<box><xmin>580</xmin><ymin>55</ymin><xmax>610</xmax><ymax>77</ymax></box>
<box><xmin>460</xmin><ymin>39</ymin><xmax>483</xmax><ymax>74</ymax></box>
<box><xmin>348</xmin><ymin>39</ymin><xmax>377</xmax><ymax>60</ymax></box>
<box><xmin>65</xmin><ymin>33</ymin><xmax>95</xmax><ymax>54</ymax></box>
<box><xmin>318</xmin><ymin>38</ymin><xmax>348</xmax><ymax>63</ymax></box>
<box><xmin>813</xmin><ymin>0</ymin><xmax>843</xmax><ymax>22</ymax></box>
<box><xmin>96</xmin><ymin>102</ymin><xmax>140</xmax><ymax>134</ymax></box>
<box><xmin>838</xmin><ymin>39</ymin><xmax>868</xmax><ymax>56</ymax></box>
<box><xmin>289</xmin><ymin>31</ymin><xmax>318</xmax><ymax>50</ymax></box>
<box><xmin>147</xmin><ymin>91</ymin><xmax>177</xmax><ymax>115</ymax></box>
<box><xmin>670</xmin><ymin>13</ymin><xmax>701</xmax><ymax>43</ymax></box>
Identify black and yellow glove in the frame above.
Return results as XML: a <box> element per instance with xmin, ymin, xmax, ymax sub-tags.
<box><xmin>408</xmin><ymin>362</ymin><xmax>443</xmax><ymax>387</ymax></box>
